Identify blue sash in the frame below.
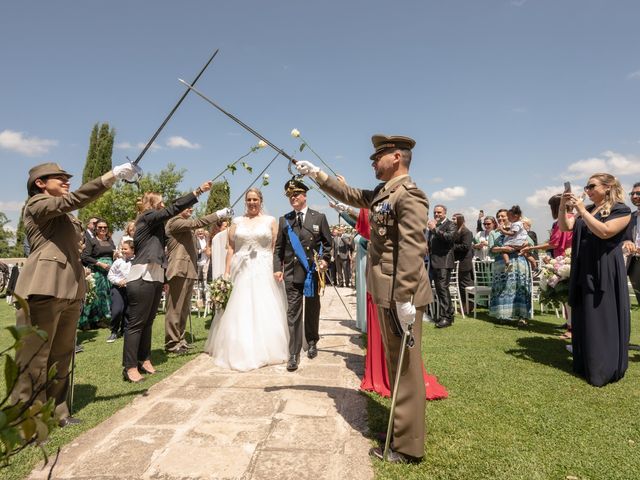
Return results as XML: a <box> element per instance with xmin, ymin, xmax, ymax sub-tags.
<box><xmin>286</xmin><ymin>222</ymin><xmax>316</xmax><ymax>297</ymax></box>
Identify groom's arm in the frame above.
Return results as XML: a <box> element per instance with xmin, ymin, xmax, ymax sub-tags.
<box><xmin>273</xmin><ymin>216</ymin><xmax>286</xmax><ymax>276</ymax></box>
<box><xmin>318</xmin><ymin>214</ymin><xmax>332</xmax><ymax>264</ymax></box>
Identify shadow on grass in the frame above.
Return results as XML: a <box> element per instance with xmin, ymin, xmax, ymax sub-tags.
<box><xmin>505</xmin><ymin>335</ymin><xmax>575</xmax><ymax>375</ymax></box>
<box><xmin>470</xmin><ymin>309</ymin><xmax>564</xmax><ymax>335</ymax></box>
<box><xmin>72</xmin><ymin>383</ymin><xmax>147</xmax><ymax>412</ymax></box>
<box><xmin>77</xmin><ymin>329</ymin><xmax>99</xmax><ymax>345</ymax></box>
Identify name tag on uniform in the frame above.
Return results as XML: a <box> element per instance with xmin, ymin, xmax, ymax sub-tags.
<box><xmin>313</xmin><ymin>225</ymin><xmax>319</xmax><ymax>232</ymax></box>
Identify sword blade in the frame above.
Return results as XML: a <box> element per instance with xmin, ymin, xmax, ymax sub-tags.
<box><xmin>132</xmin><ymin>48</ymin><xmax>220</xmax><ymax>166</ymax></box>
<box><xmin>178</xmin><ymin>78</ymin><xmax>296</xmax><ymax>164</ymax></box>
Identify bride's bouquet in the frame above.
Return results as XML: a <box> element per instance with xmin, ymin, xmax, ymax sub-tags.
<box><xmin>209</xmin><ymin>276</ymin><xmax>233</xmax><ymax>311</ymax></box>
<box><xmin>538</xmin><ymin>248</ymin><xmax>571</xmax><ymax>308</ymax></box>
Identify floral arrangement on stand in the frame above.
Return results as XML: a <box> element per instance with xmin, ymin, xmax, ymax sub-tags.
<box><xmin>84</xmin><ymin>271</ymin><xmax>97</xmax><ymax>305</ymax></box>
<box><xmin>209</xmin><ymin>276</ymin><xmax>233</xmax><ymax>311</ymax></box>
<box><xmin>538</xmin><ymin>248</ymin><xmax>571</xmax><ymax>308</ymax></box>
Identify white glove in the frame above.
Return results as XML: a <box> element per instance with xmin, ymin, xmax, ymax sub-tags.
<box><xmin>113</xmin><ymin>162</ymin><xmax>143</xmax><ymax>181</ymax></box>
<box><xmin>331</xmin><ymin>202</ymin><xmax>349</xmax><ymax>213</ymax></box>
<box><xmin>216</xmin><ymin>207</ymin><xmax>233</xmax><ymax>218</ymax></box>
<box><xmin>296</xmin><ymin>160</ymin><xmax>320</xmax><ymax>178</ymax></box>
<box><xmin>396</xmin><ymin>301</ymin><xmax>417</xmax><ymax>331</ymax></box>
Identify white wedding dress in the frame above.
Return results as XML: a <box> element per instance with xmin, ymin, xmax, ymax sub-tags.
<box><xmin>204</xmin><ymin>215</ymin><xmax>289</xmax><ymax>371</ymax></box>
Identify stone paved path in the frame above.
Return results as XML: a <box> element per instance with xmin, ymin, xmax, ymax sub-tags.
<box><xmin>29</xmin><ymin>287</ymin><xmax>373</xmax><ymax>480</ymax></box>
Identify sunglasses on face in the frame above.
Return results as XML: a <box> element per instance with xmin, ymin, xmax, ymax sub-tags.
<box><xmin>96</xmin><ymin>226</ymin><xmax>108</xmax><ymax>230</ymax></box>
<box><xmin>584</xmin><ymin>183</ymin><xmax>599</xmax><ymax>191</ymax></box>
<box><xmin>630</xmin><ymin>192</ymin><xmax>640</xmax><ymax>197</ymax></box>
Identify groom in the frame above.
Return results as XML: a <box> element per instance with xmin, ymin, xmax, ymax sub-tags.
<box><xmin>274</xmin><ymin>178</ymin><xmax>332</xmax><ymax>372</ymax></box>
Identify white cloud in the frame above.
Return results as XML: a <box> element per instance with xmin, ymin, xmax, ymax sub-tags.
<box><xmin>0</xmin><ymin>201</ymin><xmax>24</xmax><ymax>212</ymax></box>
<box><xmin>526</xmin><ymin>185</ymin><xmax>565</xmax><ymax>207</ymax></box>
<box><xmin>432</xmin><ymin>186</ymin><xmax>466</xmax><ymax>202</ymax></box>
<box><xmin>627</xmin><ymin>70</ymin><xmax>640</xmax><ymax>80</ymax></box>
<box><xmin>166</xmin><ymin>136</ymin><xmax>201</xmax><ymax>149</ymax></box>
<box><xmin>562</xmin><ymin>151</ymin><xmax>640</xmax><ymax>180</ymax></box>
<box><xmin>115</xmin><ymin>142</ymin><xmax>161</xmax><ymax>151</ymax></box>
<box><xmin>137</xmin><ymin>142</ymin><xmax>161</xmax><ymax>151</ymax></box>
<box><xmin>0</xmin><ymin>129</ymin><xmax>58</xmax><ymax>156</ymax></box>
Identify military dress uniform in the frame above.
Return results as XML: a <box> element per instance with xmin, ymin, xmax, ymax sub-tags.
<box><xmin>273</xmin><ymin>180</ymin><xmax>332</xmax><ymax>366</ymax></box>
<box><xmin>164</xmin><ymin>211</ymin><xmax>222</xmax><ymax>352</ymax></box>
<box><xmin>12</xmin><ymin>163</ymin><xmax>117</xmax><ymax>421</ymax></box>
<box><xmin>315</xmin><ymin>136</ymin><xmax>431</xmax><ymax>459</ymax></box>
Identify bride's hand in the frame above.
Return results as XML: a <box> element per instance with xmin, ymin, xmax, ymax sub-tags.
<box><xmin>274</xmin><ymin>271</ymin><xmax>284</xmax><ymax>282</ymax></box>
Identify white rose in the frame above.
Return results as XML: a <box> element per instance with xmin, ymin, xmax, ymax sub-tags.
<box><xmin>291</xmin><ymin>128</ymin><xmax>301</xmax><ymax>138</ymax></box>
<box><xmin>257</xmin><ymin>140</ymin><xmax>267</xmax><ymax>149</ymax></box>
<box><xmin>263</xmin><ymin>173</ymin><xmax>270</xmax><ymax>179</ymax></box>
<box><xmin>558</xmin><ymin>264</ymin><xmax>571</xmax><ymax>279</ymax></box>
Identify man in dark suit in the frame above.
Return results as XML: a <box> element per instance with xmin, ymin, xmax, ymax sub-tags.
<box><xmin>335</xmin><ymin>226</ymin><xmax>354</xmax><ymax>287</ymax></box>
<box><xmin>624</xmin><ymin>182</ymin><xmax>640</xmax><ymax>305</ymax></box>
<box><xmin>84</xmin><ymin>217</ymin><xmax>98</xmax><ymax>244</ymax></box>
<box><xmin>427</xmin><ymin>204</ymin><xmax>457</xmax><ymax>328</ymax></box>
<box><xmin>274</xmin><ymin>178</ymin><xmax>332</xmax><ymax>372</ymax></box>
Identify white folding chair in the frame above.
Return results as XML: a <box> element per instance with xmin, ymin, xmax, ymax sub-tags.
<box><xmin>449</xmin><ymin>261</ymin><xmax>465</xmax><ymax>318</ymax></box>
<box><xmin>465</xmin><ymin>259</ymin><xmax>493</xmax><ymax>318</ymax></box>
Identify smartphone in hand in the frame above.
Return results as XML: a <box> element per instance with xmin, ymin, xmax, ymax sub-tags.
<box><xmin>564</xmin><ymin>181</ymin><xmax>571</xmax><ymax>193</ymax></box>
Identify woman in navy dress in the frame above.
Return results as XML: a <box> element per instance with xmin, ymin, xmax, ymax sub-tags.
<box><xmin>559</xmin><ymin>173</ymin><xmax>631</xmax><ymax>387</ymax></box>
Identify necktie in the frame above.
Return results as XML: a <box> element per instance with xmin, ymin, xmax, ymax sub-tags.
<box><xmin>297</xmin><ymin>211</ymin><xmax>303</xmax><ymax>229</ymax></box>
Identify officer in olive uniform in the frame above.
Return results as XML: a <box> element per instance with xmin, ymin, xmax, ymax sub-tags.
<box><xmin>273</xmin><ymin>179</ymin><xmax>332</xmax><ymax>372</ymax></box>
<box><xmin>165</xmin><ymin>206</ymin><xmax>231</xmax><ymax>353</ymax></box>
<box><xmin>296</xmin><ymin>135</ymin><xmax>431</xmax><ymax>463</ymax></box>
<box><xmin>12</xmin><ymin>161</ymin><xmax>139</xmax><ymax>426</ymax></box>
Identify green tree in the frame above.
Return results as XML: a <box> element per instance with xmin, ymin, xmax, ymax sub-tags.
<box><xmin>205</xmin><ymin>180</ymin><xmax>231</xmax><ymax>215</ymax></box>
<box><xmin>81</xmin><ymin>122</ymin><xmax>115</xmax><ymax>186</ymax></box>
<box><xmin>80</xmin><ymin>163</ymin><xmax>186</xmax><ymax>231</ymax></box>
<box><xmin>0</xmin><ymin>212</ymin><xmax>16</xmax><ymax>258</ymax></box>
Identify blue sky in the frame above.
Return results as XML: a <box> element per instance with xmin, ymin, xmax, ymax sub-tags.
<box><xmin>1</xmin><ymin>0</ymin><xmax>639</xmax><ymax>237</ymax></box>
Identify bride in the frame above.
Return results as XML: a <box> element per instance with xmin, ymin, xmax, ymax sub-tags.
<box><xmin>204</xmin><ymin>188</ymin><xmax>289</xmax><ymax>371</ymax></box>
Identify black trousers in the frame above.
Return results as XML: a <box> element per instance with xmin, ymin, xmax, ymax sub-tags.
<box><xmin>432</xmin><ymin>267</ymin><xmax>454</xmax><ymax>321</ymax></box>
<box><xmin>285</xmin><ymin>282</ymin><xmax>321</xmax><ymax>356</ymax></box>
<box><xmin>110</xmin><ymin>285</ymin><xmax>128</xmax><ymax>335</ymax></box>
<box><xmin>123</xmin><ymin>279</ymin><xmax>163</xmax><ymax>368</ymax></box>
<box><xmin>458</xmin><ymin>269</ymin><xmax>474</xmax><ymax>306</ymax></box>
<box><xmin>629</xmin><ymin>256</ymin><xmax>640</xmax><ymax>306</ymax></box>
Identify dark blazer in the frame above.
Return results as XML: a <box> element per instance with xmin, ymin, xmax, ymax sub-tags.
<box><xmin>133</xmin><ymin>192</ymin><xmax>199</xmax><ymax>269</ymax></box>
<box><xmin>81</xmin><ymin>236</ymin><xmax>116</xmax><ymax>267</ymax></box>
<box><xmin>428</xmin><ymin>218</ymin><xmax>457</xmax><ymax>269</ymax></box>
<box><xmin>274</xmin><ymin>208</ymin><xmax>332</xmax><ymax>284</ymax></box>
<box><xmin>453</xmin><ymin>226</ymin><xmax>474</xmax><ymax>272</ymax></box>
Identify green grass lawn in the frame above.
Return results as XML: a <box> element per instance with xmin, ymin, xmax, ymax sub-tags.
<box><xmin>0</xmin><ymin>301</ymin><xmax>213</xmax><ymax>480</ymax></box>
<box><xmin>367</xmin><ymin>302</ymin><xmax>640</xmax><ymax>480</ymax></box>
<box><xmin>1</xmin><ymin>299</ymin><xmax>639</xmax><ymax>480</ymax></box>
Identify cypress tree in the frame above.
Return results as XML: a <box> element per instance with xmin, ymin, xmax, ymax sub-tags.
<box><xmin>205</xmin><ymin>181</ymin><xmax>231</xmax><ymax>215</ymax></box>
<box><xmin>82</xmin><ymin>124</ymin><xmax>99</xmax><ymax>184</ymax></box>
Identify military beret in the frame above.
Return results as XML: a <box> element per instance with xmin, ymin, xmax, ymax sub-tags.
<box><xmin>283</xmin><ymin>177</ymin><xmax>309</xmax><ymax>197</ymax></box>
<box><xmin>369</xmin><ymin>134</ymin><xmax>416</xmax><ymax>160</ymax></box>
<box><xmin>27</xmin><ymin>162</ymin><xmax>73</xmax><ymax>195</ymax></box>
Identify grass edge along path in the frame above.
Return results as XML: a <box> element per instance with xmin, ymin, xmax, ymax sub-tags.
<box><xmin>366</xmin><ymin>303</ymin><xmax>640</xmax><ymax>480</ymax></box>
<box><xmin>0</xmin><ymin>302</ymin><xmax>213</xmax><ymax>480</ymax></box>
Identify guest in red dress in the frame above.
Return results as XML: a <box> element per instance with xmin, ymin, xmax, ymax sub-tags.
<box><xmin>355</xmin><ymin>209</ymin><xmax>447</xmax><ymax>400</ymax></box>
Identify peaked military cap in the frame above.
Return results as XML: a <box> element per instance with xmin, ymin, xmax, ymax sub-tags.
<box><xmin>369</xmin><ymin>134</ymin><xmax>416</xmax><ymax>160</ymax></box>
<box><xmin>284</xmin><ymin>177</ymin><xmax>309</xmax><ymax>197</ymax></box>
<box><xmin>27</xmin><ymin>162</ymin><xmax>73</xmax><ymax>195</ymax></box>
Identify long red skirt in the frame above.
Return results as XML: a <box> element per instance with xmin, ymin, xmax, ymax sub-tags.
<box><xmin>359</xmin><ymin>293</ymin><xmax>448</xmax><ymax>400</ymax></box>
